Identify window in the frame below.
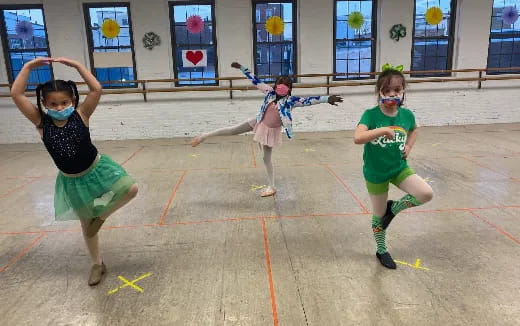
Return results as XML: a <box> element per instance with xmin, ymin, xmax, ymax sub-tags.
<box><xmin>0</xmin><ymin>5</ymin><xmax>52</xmax><ymax>88</ymax></box>
<box><xmin>84</xmin><ymin>3</ymin><xmax>136</xmax><ymax>87</ymax></box>
<box><xmin>487</xmin><ymin>0</ymin><xmax>520</xmax><ymax>74</ymax></box>
<box><xmin>253</xmin><ymin>1</ymin><xmax>296</xmax><ymax>81</ymax></box>
<box><xmin>334</xmin><ymin>0</ymin><xmax>377</xmax><ymax>79</ymax></box>
<box><xmin>411</xmin><ymin>0</ymin><xmax>457</xmax><ymax>76</ymax></box>
<box><xmin>170</xmin><ymin>1</ymin><xmax>218</xmax><ymax>86</ymax></box>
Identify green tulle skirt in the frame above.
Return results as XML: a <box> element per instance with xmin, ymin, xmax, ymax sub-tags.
<box><xmin>54</xmin><ymin>154</ymin><xmax>135</xmax><ymax>221</ymax></box>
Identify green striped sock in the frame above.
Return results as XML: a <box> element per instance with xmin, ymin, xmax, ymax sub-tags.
<box><xmin>391</xmin><ymin>194</ymin><xmax>422</xmax><ymax>215</ymax></box>
<box><xmin>372</xmin><ymin>216</ymin><xmax>387</xmax><ymax>254</ymax></box>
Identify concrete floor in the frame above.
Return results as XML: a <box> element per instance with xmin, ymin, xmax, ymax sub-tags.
<box><xmin>1</xmin><ymin>123</ymin><xmax>519</xmax><ymax>326</ymax></box>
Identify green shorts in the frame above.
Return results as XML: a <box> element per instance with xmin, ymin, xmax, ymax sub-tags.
<box><xmin>365</xmin><ymin>167</ymin><xmax>415</xmax><ymax>195</ymax></box>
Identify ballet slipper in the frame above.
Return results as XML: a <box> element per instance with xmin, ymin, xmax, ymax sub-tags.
<box><xmin>260</xmin><ymin>186</ymin><xmax>276</xmax><ymax>197</ymax></box>
<box><xmin>191</xmin><ymin>136</ymin><xmax>203</xmax><ymax>147</ymax></box>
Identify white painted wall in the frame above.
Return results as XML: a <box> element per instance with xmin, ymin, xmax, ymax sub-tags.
<box><xmin>0</xmin><ymin>0</ymin><xmax>518</xmax><ymax>144</ymax></box>
<box><xmin>454</xmin><ymin>0</ymin><xmax>494</xmax><ymax>72</ymax></box>
<box><xmin>377</xmin><ymin>0</ymin><xmax>415</xmax><ymax>70</ymax></box>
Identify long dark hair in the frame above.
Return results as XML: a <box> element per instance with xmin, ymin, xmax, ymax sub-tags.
<box><xmin>35</xmin><ymin>80</ymin><xmax>79</xmax><ymax>127</ymax></box>
<box><xmin>376</xmin><ymin>69</ymin><xmax>406</xmax><ymax>104</ymax></box>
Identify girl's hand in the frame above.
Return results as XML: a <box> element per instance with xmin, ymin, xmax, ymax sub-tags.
<box><xmin>380</xmin><ymin>127</ymin><xmax>395</xmax><ymax>140</ymax></box>
<box><xmin>26</xmin><ymin>57</ymin><xmax>52</xmax><ymax>69</ymax></box>
<box><xmin>52</xmin><ymin>57</ymin><xmax>81</xmax><ymax>68</ymax></box>
<box><xmin>231</xmin><ymin>62</ymin><xmax>242</xmax><ymax>69</ymax></box>
<box><xmin>402</xmin><ymin>144</ymin><xmax>412</xmax><ymax>159</ymax></box>
<box><xmin>328</xmin><ymin>95</ymin><xmax>343</xmax><ymax>106</ymax></box>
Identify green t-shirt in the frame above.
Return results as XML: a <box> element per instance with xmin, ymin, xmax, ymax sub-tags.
<box><xmin>358</xmin><ymin>106</ymin><xmax>416</xmax><ymax>183</ymax></box>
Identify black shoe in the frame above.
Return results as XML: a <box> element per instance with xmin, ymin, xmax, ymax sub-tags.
<box><xmin>376</xmin><ymin>252</ymin><xmax>397</xmax><ymax>269</ymax></box>
<box><xmin>381</xmin><ymin>200</ymin><xmax>395</xmax><ymax>230</ymax></box>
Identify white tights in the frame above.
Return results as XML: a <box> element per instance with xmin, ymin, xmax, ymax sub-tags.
<box><xmin>200</xmin><ymin>119</ymin><xmax>275</xmax><ymax>188</ymax></box>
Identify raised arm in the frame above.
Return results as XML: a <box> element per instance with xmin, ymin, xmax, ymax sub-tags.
<box><xmin>53</xmin><ymin>57</ymin><xmax>102</xmax><ymax>119</ymax></box>
<box><xmin>290</xmin><ymin>95</ymin><xmax>343</xmax><ymax>108</ymax></box>
<box><xmin>10</xmin><ymin>57</ymin><xmax>52</xmax><ymax>126</ymax></box>
<box><xmin>231</xmin><ymin>62</ymin><xmax>273</xmax><ymax>94</ymax></box>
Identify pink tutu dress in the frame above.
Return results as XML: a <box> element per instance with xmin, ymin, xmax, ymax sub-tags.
<box><xmin>249</xmin><ymin>101</ymin><xmax>283</xmax><ymax>148</ymax></box>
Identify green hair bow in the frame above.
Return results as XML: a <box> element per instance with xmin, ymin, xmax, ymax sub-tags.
<box><xmin>382</xmin><ymin>63</ymin><xmax>404</xmax><ymax>72</ymax></box>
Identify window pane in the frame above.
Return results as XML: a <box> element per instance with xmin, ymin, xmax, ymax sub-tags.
<box><xmin>96</xmin><ymin>67</ymin><xmax>135</xmax><ymax>87</ymax></box>
<box><xmin>257</xmin><ymin>63</ymin><xmax>270</xmax><ymax>76</ymax></box>
<box><xmin>175</xmin><ymin>23</ymin><xmax>214</xmax><ymax>45</ymax></box>
<box><xmin>414</xmin><ymin>0</ymin><xmax>453</xmax><ymax>36</ymax></box>
<box><xmin>334</xmin><ymin>1</ymin><xmax>375</xmax><ymax>79</ymax></box>
<box><xmin>174</xmin><ymin>4</ymin><xmax>212</xmax><ymax>23</ymax></box>
<box><xmin>412</xmin><ymin>39</ymin><xmax>449</xmax><ymax>71</ymax></box>
<box><xmin>336</xmin><ymin>60</ymin><xmax>347</xmax><ymax>75</ymax></box>
<box><xmin>88</xmin><ymin>7</ymin><xmax>131</xmax><ymax>49</ymax></box>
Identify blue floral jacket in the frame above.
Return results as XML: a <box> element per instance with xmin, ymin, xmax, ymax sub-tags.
<box><xmin>240</xmin><ymin>66</ymin><xmax>330</xmax><ymax>139</ymax></box>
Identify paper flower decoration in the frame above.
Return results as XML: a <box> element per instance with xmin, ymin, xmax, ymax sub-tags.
<box><xmin>390</xmin><ymin>24</ymin><xmax>406</xmax><ymax>41</ymax></box>
<box><xmin>186</xmin><ymin>15</ymin><xmax>204</xmax><ymax>34</ymax></box>
<box><xmin>265</xmin><ymin>16</ymin><xmax>284</xmax><ymax>35</ymax></box>
<box><xmin>101</xmin><ymin>19</ymin><xmax>120</xmax><ymax>39</ymax></box>
<box><xmin>143</xmin><ymin>32</ymin><xmax>161</xmax><ymax>50</ymax></box>
<box><xmin>502</xmin><ymin>6</ymin><xmax>519</xmax><ymax>25</ymax></box>
<box><xmin>425</xmin><ymin>7</ymin><xmax>443</xmax><ymax>25</ymax></box>
<box><xmin>348</xmin><ymin>11</ymin><xmax>365</xmax><ymax>30</ymax></box>
<box><xmin>15</xmin><ymin>20</ymin><xmax>34</xmax><ymax>40</ymax></box>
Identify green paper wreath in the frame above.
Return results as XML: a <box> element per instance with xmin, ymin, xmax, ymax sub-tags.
<box><xmin>390</xmin><ymin>24</ymin><xmax>406</xmax><ymax>41</ymax></box>
<box><xmin>348</xmin><ymin>11</ymin><xmax>364</xmax><ymax>30</ymax></box>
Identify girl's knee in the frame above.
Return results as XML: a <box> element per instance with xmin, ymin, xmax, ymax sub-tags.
<box><xmin>127</xmin><ymin>184</ymin><xmax>138</xmax><ymax>199</ymax></box>
<box><xmin>418</xmin><ymin>187</ymin><xmax>433</xmax><ymax>203</ymax></box>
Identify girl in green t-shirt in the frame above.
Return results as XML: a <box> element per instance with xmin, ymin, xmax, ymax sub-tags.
<box><xmin>354</xmin><ymin>64</ymin><xmax>434</xmax><ymax>269</ymax></box>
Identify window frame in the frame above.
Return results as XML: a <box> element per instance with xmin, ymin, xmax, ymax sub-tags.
<box><xmin>83</xmin><ymin>2</ymin><xmax>138</xmax><ymax>89</ymax></box>
<box><xmin>410</xmin><ymin>0</ymin><xmax>458</xmax><ymax>77</ymax></box>
<box><xmin>486</xmin><ymin>1</ymin><xmax>520</xmax><ymax>75</ymax></box>
<box><xmin>333</xmin><ymin>0</ymin><xmax>378</xmax><ymax>80</ymax></box>
<box><xmin>0</xmin><ymin>4</ymin><xmax>53</xmax><ymax>85</ymax></box>
<box><xmin>252</xmin><ymin>0</ymin><xmax>298</xmax><ymax>81</ymax></box>
<box><xmin>169</xmin><ymin>0</ymin><xmax>219</xmax><ymax>87</ymax></box>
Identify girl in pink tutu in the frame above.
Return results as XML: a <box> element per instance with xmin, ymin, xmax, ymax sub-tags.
<box><xmin>192</xmin><ymin>62</ymin><xmax>343</xmax><ymax>197</ymax></box>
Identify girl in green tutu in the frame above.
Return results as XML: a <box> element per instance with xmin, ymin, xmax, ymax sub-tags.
<box><xmin>10</xmin><ymin>57</ymin><xmax>138</xmax><ymax>286</ymax></box>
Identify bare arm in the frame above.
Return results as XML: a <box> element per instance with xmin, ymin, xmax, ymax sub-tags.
<box><xmin>53</xmin><ymin>57</ymin><xmax>102</xmax><ymax>119</ymax></box>
<box><xmin>10</xmin><ymin>57</ymin><xmax>52</xmax><ymax>126</ymax></box>
<box><xmin>403</xmin><ymin>126</ymin><xmax>418</xmax><ymax>158</ymax></box>
<box><xmin>353</xmin><ymin>124</ymin><xmax>395</xmax><ymax>144</ymax></box>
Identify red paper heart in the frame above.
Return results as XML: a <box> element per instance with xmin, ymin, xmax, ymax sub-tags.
<box><xmin>186</xmin><ymin>50</ymin><xmax>203</xmax><ymax>65</ymax></box>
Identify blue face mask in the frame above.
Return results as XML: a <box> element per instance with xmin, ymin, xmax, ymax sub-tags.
<box><xmin>46</xmin><ymin>105</ymin><xmax>75</xmax><ymax>120</ymax></box>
